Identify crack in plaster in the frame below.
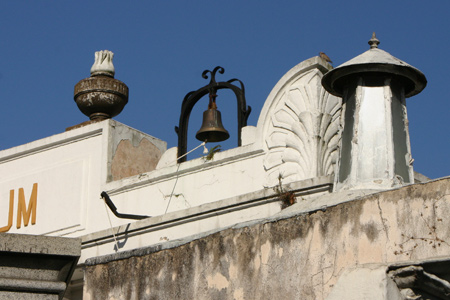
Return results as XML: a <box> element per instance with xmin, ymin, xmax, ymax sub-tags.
<box><xmin>394</xmin><ymin>193</ymin><xmax>450</xmax><ymax>259</ymax></box>
<box><xmin>376</xmin><ymin>198</ymin><xmax>390</xmax><ymax>242</ymax></box>
<box><xmin>302</xmin><ymin>221</ymin><xmax>315</xmax><ymax>270</ymax></box>
<box><xmin>197</xmin><ymin>174</ymin><xmax>221</xmax><ymax>189</ymax></box>
<box><xmin>158</xmin><ymin>184</ymin><xmax>191</xmax><ymax>211</ymax></box>
<box><xmin>323</xmin><ymin>248</ymin><xmax>339</xmax><ymax>287</ymax></box>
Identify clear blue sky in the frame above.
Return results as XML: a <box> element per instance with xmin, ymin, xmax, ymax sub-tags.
<box><xmin>0</xmin><ymin>1</ymin><xmax>448</xmax><ymax>179</ymax></box>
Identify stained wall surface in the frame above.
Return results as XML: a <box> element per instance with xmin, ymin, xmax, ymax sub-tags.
<box><xmin>84</xmin><ymin>177</ymin><xmax>450</xmax><ymax>300</ymax></box>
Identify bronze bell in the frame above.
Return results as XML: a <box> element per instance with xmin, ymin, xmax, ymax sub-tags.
<box><xmin>196</xmin><ymin>94</ymin><xmax>229</xmax><ymax>143</ymax></box>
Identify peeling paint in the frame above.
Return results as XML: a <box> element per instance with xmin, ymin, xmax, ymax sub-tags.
<box><xmin>233</xmin><ymin>288</ymin><xmax>244</xmax><ymax>300</ymax></box>
<box><xmin>111</xmin><ymin>138</ymin><xmax>162</xmax><ymax>181</ymax></box>
<box><xmin>261</xmin><ymin>240</ymin><xmax>271</xmax><ymax>265</ymax></box>
<box><xmin>277</xmin><ymin>246</ymin><xmax>283</xmax><ymax>257</ymax></box>
<box><xmin>206</xmin><ymin>272</ymin><xmax>229</xmax><ymax>291</ymax></box>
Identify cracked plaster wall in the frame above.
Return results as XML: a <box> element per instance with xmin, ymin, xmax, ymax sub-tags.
<box><xmin>84</xmin><ymin>177</ymin><xmax>450</xmax><ymax>300</ymax></box>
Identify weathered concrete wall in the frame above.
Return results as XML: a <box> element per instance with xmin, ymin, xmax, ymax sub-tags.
<box><xmin>84</xmin><ymin>178</ymin><xmax>450</xmax><ymax>299</ymax></box>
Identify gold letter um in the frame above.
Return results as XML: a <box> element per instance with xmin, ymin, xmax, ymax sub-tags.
<box><xmin>0</xmin><ymin>190</ymin><xmax>14</xmax><ymax>233</ymax></box>
<box><xmin>16</xmin><ymin>183</ymin><xmax>38</xmax><ymax>229</ymax></box>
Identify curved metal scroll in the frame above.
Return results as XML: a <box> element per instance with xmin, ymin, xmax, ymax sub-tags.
<box><xmin>175</xmin><ymin>66</ymin><xmax>251</xmax><ymax>163</ymax></box>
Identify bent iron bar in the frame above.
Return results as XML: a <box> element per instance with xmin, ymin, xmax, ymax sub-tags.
<box><xmin>101</xmin><ymin>191</ymin><xmax>150</xmax><ymax>220</ymax></box>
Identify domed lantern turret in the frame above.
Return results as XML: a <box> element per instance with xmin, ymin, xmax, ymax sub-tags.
<box><xmin>322</xmin><ymin>33</ymin><xmax>427</xmax><ymax>191</ymax></box>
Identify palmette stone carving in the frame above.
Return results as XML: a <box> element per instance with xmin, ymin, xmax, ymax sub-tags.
<box><xmin>262</xmin><ymin>59</ymin><xmax>341</xmax><ymax>186</ymax></box>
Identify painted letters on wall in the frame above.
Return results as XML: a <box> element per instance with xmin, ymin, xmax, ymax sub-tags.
<box><xmin>0</xmin><ymin>183</ymin><xmax>38</xmax><ymax>233</ymax></box>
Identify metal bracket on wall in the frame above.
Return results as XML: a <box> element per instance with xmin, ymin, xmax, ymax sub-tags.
<box><xmin>101</xmin><ymin>191</ymin><xmax>150</xmax><ymax>220</ymax></box>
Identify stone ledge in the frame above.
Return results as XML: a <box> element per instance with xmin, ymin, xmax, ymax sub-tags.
<box><xmin>0</xmin><ymin>234</ymin><xmax>80</xmax><ymax>256</ymax></box>
<box><xmin>0</xmin><ymin>278</ymin><xmax>66</xmax><ymax>294</ymax></box>
<box><xmin>0</xmin><ymin>234</ymin><xmax>81</xmax><ymax>300</ymax></box>
<box><xmin>82</xmin><ymin>175</ymin><xmax>333</xmax><ymax>251</ymax></box>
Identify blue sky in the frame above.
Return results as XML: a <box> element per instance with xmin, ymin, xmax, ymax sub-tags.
<box><xmin>0</xmin><ymin>1</ymin><xmax>448</xmax><ymax>179</ymax></box>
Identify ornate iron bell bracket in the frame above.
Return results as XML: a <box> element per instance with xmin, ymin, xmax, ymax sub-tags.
<box><xmin>175</xmin><ymin>66</ymin><xmax>251</xmax><ymax>163</ymax></box>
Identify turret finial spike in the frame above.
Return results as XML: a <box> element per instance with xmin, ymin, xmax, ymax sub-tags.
<box><xmin>368</xmin><ymin>32</ymin><xmax>380</xmax><ymax>49</ymax></box>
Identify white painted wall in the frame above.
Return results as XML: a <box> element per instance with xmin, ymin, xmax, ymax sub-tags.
<box><xmin>0</xmin><ymin>57</ymin><xmax>338</xmax><ymax>262</ymax></box>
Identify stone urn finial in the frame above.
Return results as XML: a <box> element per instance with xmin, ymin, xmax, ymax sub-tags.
<box><xmin>74</xmin><ymin>50</ymin><xmax>128</xmax><ymax>121</ymax></box>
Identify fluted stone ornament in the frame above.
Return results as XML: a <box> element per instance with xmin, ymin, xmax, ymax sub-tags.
<box><xmin>90</xmin><ymin>50</ymin><xmax>116</xmax><ymax>77</ymax></box>
<box><xmin>74</xmin><ymin>50</ymin><xmax>128</xmax><ymax>120</ymax></box>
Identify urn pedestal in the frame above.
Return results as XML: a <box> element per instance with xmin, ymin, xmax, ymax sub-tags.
<box><xmin>74</xmin><ymin>75</ymin><xmax>128</xmax><ymax>121</ymax></box>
